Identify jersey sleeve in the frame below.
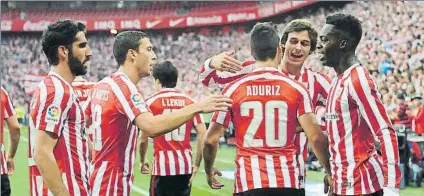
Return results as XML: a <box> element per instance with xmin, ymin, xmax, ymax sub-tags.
<box><xmin>112</xmin><ymin>78</ymin><xmax>150</xmax><ymax>122</ymax></box>
<box><xmin>296</xmin><ymin>83</ymin><xmax>314</xmax><ymax>117</ymax></box>
<box><xmin>198</xmin><ymin>58</ymin><xmax>254</xmax><ymax>88</ymax></box>
<box><xmin>30</xmin><ymin>81</ymin><xmax>72</xmax><ymax>137</ymax></box>
<box><xmin>210</xmin><ymin>86</ymin><xmax>233</xmax><ymax>127</ymax></box>
<box><xmin>350</xmin><ymin>66</ymin><xmax>401</xmax><ymax>189</ymax></box>
<box><xmin>2</xmin><ymin>88</ymin><xmax>15</xmax><ymax>119</ymax></box>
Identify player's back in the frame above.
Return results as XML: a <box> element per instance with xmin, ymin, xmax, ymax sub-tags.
<box><xmin>145</xmin><ymin>89</ymin><xmax>203</xmax><ymax>176</ymax></box>
<box><xmin>213</xmin><ymin>68</ymin><xmax>312</xmax><ymax>191</ymax></box>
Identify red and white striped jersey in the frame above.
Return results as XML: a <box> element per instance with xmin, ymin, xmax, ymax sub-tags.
<box><xmin>211</xmin><ymin>67</ymin><xmax>313</xmax><ymax>193</ymax></box>
<box><xmin>87</xmin><ymin>72</ymin><xmax>150</xmax><ymax>196</ymax></box>
<box><xmin>1</xmin><ymin>87</ymin><xmax>15</xmax><ymax>175</ymax></box>
<box><xmin>145</xmin><ymin>88</ymin><xmax>205</xmax><ymax>176</ymax></box>
<box><xmin>72</xmin><ymin>77</ymin><xmax>95</xmax><ymax>110</ymax></box>
<box><xmin>325</xmin><ymin>64</ymin><xmax>401</xmax><ymax>195</ymax></box>
<box><xmin>199</xmin><ymin>58</ymin><xmax>331</xmax><ymax>188</ymax></box>
<box><xmin>28</xmin><ymin>72</ymin><xmax>90</xmax><ymax>196</ymax></box>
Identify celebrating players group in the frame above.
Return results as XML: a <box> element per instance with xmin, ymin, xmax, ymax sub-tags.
<box><xmin>0</xmin><ymin>12</ymin><xmax>402</xmax><ymax>196</ymax></box>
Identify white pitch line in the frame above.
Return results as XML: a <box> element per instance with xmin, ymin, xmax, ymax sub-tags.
<box><xmin>215</xmin><ymin>158</ymin><xmax>233</xmax><ymax>164</ymax></box>
<box><xmin>131</xmin><ymin>185</ymin><xmax>149</xmax><ymax>196</ymax></box>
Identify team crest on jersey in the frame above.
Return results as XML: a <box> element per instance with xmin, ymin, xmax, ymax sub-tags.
<box><xmin>325</xmin><ymin>113</ymin><xmax>339</xmax><ymax>121</ymax></box>
<box><xmin>45</xmin><ymin>105</ymin><xmax>61</xmax><ymax>124</ymax></box>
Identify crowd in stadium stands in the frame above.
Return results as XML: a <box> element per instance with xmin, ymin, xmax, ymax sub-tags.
<box><xmin>1</xmin><ymin>1</ymin><xmax>424</xmax><ymax>135</ymax></box>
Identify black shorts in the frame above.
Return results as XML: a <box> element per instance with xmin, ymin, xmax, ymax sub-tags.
<box><xmin>234</xmin><ymin>188</ymin><xmax>301</xmax><ymax>196</ymax></box>
<box><xmin>334</xmin><ymin>189</ymin><xmax>383</xmax><ymax>196</ymax></box>
<box><xmin>149</xmin><ymin>174</ymin><xmax>191</xmax><ymax>196</ymax></box>
<box><xmin>1</xmin><ymin>174</ymin><xmax>11</xmax><ymax>196</ymax></box>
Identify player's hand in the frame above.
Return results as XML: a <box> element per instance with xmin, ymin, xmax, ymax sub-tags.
<box><xmin>206</xmin><ymin>167</ymin><xmax>224</xmax><ymax>189</ymax></box>
<box><xmin>197</xmin><ymin>95</ymin><xmax>232</xmax><ymax>113</ymax></box>
<box><xmin>324</xmin><ymin>174</ymin><xmax>334</xmax><ymax>196</ymax></box>
<box><xmin>188</xmin><ymin>165</ymin><xmax>198</xmax><ymax>187</ymax></box>
<box><xmin>139</xmin><ymin>161</ymin><xmax>150</xmax><ymax>174</ymax></box>
<box><xmin>210</xmin><ymin>51</ymin><xmax>242</xmax><ymax>73</ymax></box>
<box><xmin>6</xmin><ymin>157</ymin><xmax>14</xmax><ymax>175</ymax></box>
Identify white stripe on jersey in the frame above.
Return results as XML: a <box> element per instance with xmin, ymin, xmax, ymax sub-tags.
<box><xmin>369</xmin><ymin>156</ymin><xmax>384</xmax><ymax>188</ymax></box>
<box><xmin>184</xmin><ymin>150</ymin><xmax>192</xmax><ymax>174</ymax></box>
<box><xmin>176</xmin><ymin>150</ymin><xmax>185</xmax><ymax>174</ymax></box>
<box><xmin>340</xmin><ymin>83</ymin><xmax>355</xmax><ymax>195</ymax></box>
<box><xmin>159</xmin><ymin>151</ymin><xmax>166</xmax><ymax>176</ymax></box>
<box><xmin>46</xmin><ymin>77</ymin><xmax>65</xmax><ymax>132</ymax></box>
<box><xmin>251</xmin><ymin>155</ymin><xmax>262</xmax><ymax>189</ymax></box>
<box><xmin>364</xmin><ymin>165</ymin><xmax>375</xmax><ymax>193</ymax></box>
<box><xmin>279</xmin><ymin>156</ymin><xmax>291</xmax><ymax>187</ymax></box>
<box><xmin>123</xmin><ymin>176</ymin><xmax>128</xmax><ymax>196</ymax></box>
<box><xmin>124</xmin><ymin>126</ymin><xmax>136</xmax><ymax>176</ymax></box>
<box><xmin>167</xmin><ymin>151</ymin><xmax>176</xmax><ymax>175</ymax></box>
<box><xmin>35</xmin><ymin>81</ymin><xmax>48</xmax><ymax>128</ymax></box>
<box><xmin>113</xmin><ymin>172</ymin><xmax>119</xmax><ymax>196</ymax></box>
<box><xmin>265</xmin><ymin>155</ymin><xmax>277</xmax><ymax>187</ymax></box>
<box><xmin>238</xmin><ymin>157</ymin><xmax>248</xmax><ymax>192</ymax></box>
<box><xmin>291</xmin><ymin>154</ymin><xmax>299</xmax><ymax>189</ymax></box>
<box><xmin>105</xmin><ymin>173</ymin><xmax>113</xmax><ymax>196</ymax></box>
<box><xmin>119</xmin><ymin>74</ymin><xmax>149</xmax><ymax>113</ymax></box>
<box><xmin>103</xmin><ymin>77</ymin><xmax>136</xmax><ymax>120</ymax></box>
<box><xmin>92</xmin><ymin>161</ymin><xmax>108</xmax><ymax>196</ymax></box>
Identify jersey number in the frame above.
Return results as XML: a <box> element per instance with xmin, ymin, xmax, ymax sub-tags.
<box><xmin>162</xmin><ymin>109</ymin><xmax>186</xmax><ymax>142</ymax></box>
<box><xmin>240</xmin><ymin>101</ymin><xmax>288</xmax><ymax>147</ymax></box>
<box><xmin>92</xmin><ymin>104</ymin><xmax>102</xmax><ymax>151</ymax></box>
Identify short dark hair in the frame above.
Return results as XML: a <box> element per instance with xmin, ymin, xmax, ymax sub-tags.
<box><xmin>152</xmin><ymin>61</ymin><xmax>178</xmax><ymax>88</ymax></box>
<box><xmin>113</xmin><ymin>31</ymin><xmax>149</xmax><ymax>65</ymax></box>
<box><xmin>42</xmin><ymin>19</ymin><xmax>86</xmax><ymax>65</ymax></box>
<box><xmin>280</xmin><ymin>19</ymin><xmax>318</xmax><ymax>52</ymax></box>
<box><xmin>250</xmin><ymin>22</ymin><xmax>280</xmax><ymax>61</ymax></box>
<box><xmin>325</xmin><ymin>13</ymin><xmax>362</xmax><ymax>48</ymax></box>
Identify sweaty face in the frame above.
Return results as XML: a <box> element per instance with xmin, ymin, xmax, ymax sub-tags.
<box><xmin>283</xmin><ymin>30</ymin><xmax>311</xmax><ymax>66</ymax></box>
<box><xmin>69</xmin><ymin>31</ymin><xmax>92</xmax><ymax>76</ymax></box>
<box><xmin>316</xmin><ymin>24</ymin><xmax>342</xmax><ymax>68</ymax></box>
<box><xmin>135</xmin><ymin>38</ymin><xmax>157</xmax><ymax>78</ymax></box>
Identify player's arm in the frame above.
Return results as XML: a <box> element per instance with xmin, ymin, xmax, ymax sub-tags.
<box><xmin>203</xmin><ymin>122</ymin><xmax>225</xmax><ymax>189</ymax></box>
<box><xmin>34</xmin><ymin>131</ymin><xmax>69</xmax><ymax>196</ymax></box>
<box><xmin>298</xmin><ymin>113</ymin><xmax>331</xmax><ymax>174</ymax></box>
<box><xmin>3</xmin><ymin>92</ymin><xmax>20</xmax><ymax>175</ymax></box>
<box><xmin>315</xmin><ymin>72</ymin><xmax>332</xmax><ymax>131</ymax></box>
<box><xmin>136</xmin><ymin>95</ymin><xmax>231</xmax><ymax>137</ymax></box>
<box><xmin>138</xmin><ymin>131</ymin><xmax>150</xmax><ymax>174</ymax></box>
<box><xmin>296</xmin><ymin>86</ymin><xmax>331</xmax><ymax>174</ymax></box>
<box><xmin>351</xmin><ymin>68</ymin><xmax>401</xmax><ymax>193</ymax></box>
<box><xmin>193</xmin><ymin>122</ymin><xmax>206</xmax><ymax>169</ymax></box>
<box><xmin>199</xmin><ymin>51</ymin><xmax>247</xmax><ymax>88</ymax></box>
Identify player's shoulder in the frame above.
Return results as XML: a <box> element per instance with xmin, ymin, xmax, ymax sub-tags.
<box><xmin>305</xmin><ymin>68</ymin><xmax>331</xmax><ymax>81</ymax></box>
<box><xmin>348</xmin><ymin>64</ymin><xmax>372</xmax><ymax>84</ymax></box>
<box><xmin>241</xmin><ymin>60</ymin><xmax>256</xmax><ymax>68</ymax></box>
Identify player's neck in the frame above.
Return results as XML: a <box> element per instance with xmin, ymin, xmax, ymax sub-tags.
<box><xmin>335</xmin><ymin>52</ymin><xmax>359</xmax><ymax>75</ymax></box>
<box><xmin>51</xmin><ymin>62</ymin><xmax>75</xmax><ymax>84</ymax></box>
<box><xmin>118</xmin><ymin>65</ymin><xmax>141</xmax><ymax>84</ymax></box>
<box><xmin>255</xmin><ymin>59</ymin><xmax>279</xmax><ymax>70</ymax></box>
<box><xmin>280</xmin><ymin>61</ymin><xmax>302</xmax><ymax>75</ymax></box>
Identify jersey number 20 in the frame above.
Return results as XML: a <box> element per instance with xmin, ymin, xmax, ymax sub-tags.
<box><xmin>241</xmin><ymin>101</ymin><xmax>288</xmax><ymax>147</ymax></box>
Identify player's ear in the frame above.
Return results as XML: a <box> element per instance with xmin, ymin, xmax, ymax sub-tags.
<box><xmin>58</xmin><ymin>45</ymin><xmax>69</xmax><ymax>59</ymax></box>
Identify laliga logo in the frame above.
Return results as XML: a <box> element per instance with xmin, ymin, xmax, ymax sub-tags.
<box><xmin>131</xmin><ymin>94</ymin><xmax>143</xmax><ymax>103</ymax></box>
<box><xmin>48</xmin><ymin>106</ymin><xmax>60</xmax><ymax>118</ymax></box>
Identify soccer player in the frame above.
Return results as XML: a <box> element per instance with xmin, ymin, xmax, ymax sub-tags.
<box><xmin>141</xmin><ymin>61</ymin><xmax>207</xmax><ymax>196</ymax></box>
<box><xmin>28</xmin><ymin>20</ymin><xmax>93</xmax><ymax>196</ymax></box>
<box><xmin>203</xmin><ymin>22</ymin><xmax>330</xmax><ymax>196</ymax></box>
<box><xmin>317</xmin><ymin>13</ymin><xmax>401</xmax><ymax>196</ymax></box>
<box><xmin>1</xmin><ymin>87</ymin><xmax>21</xmax><ymax>196</ymax></box>
<box><xmin>198</xmin><ymin>19</ymin><xmax>331</xmax><ymax>194</ymax></box>
<box><xmin>87</xmin><ymin>31</ymin><xmax>231</xmax><ymax>196</ymax></box>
